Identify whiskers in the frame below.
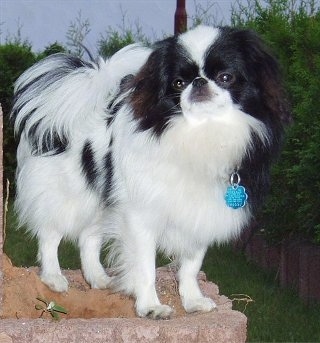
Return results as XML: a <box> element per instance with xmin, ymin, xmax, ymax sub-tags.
<box><xmin>161</xmin><ymin>93</ymin><xmax>182</xmax><ymax>116</ymax></box>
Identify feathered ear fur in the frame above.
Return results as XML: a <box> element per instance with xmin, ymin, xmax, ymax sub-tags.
<box><xmin>128</xmin><ymin>54</ymin><xmax>164</xmax><ymax>118</ymax></box>
<box><xmin>130</xmin><ymin>37</ymin><xmax>178</xmax><ymax>107</ymax></box>
<box><xmin>128</xmin><ymin>37</ymin><xmax>193</xmax><ymax>135</ymax></box>
<box><xmin>233</xmin><ymin>29</ymin><xmax>292</xmax><ymax>126</ymax></box>
<box><xmin>220</xmin><ymin>28</ymin><xmax>292</xmax><ymax>213</ymax></box>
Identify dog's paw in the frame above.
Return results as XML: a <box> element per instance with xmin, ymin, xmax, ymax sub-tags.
<box><xmin>89</xmin><ymin>273</ymin><xmax>112</xmax><ymax>289</ymax></box>
<box><xmin>40</xmin><ymin>273</ymin><xmax>68</xmax><ymax>292</ymax></box>
<box><xmin>182</xmin><ymin>297</ymin><xmax>217</xmax><ymax>313</ymax></box>
<box><xmin>137</xmin><ymin>304</ymin><xmax>174</xmax><ymax>320</ymax></box>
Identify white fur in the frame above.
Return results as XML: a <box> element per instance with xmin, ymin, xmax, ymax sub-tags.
<box><xmin>14</xmin><ymin>44</ymin><xmax>152</xmax><ymax>293</ymax></box>
<box><xmin>107</xmin><ymin>95</ymin><xmax>266</xmax><ymax>317</ymax></box>
<box><xmin>179</xmin><ymin>26</ymin><xmax>220</xmax><ymax>69</ymax></box>
<box><xmin>13</xmin><ymin>27</ymin><xmax>269</xmax><ymax>319</ymax></box>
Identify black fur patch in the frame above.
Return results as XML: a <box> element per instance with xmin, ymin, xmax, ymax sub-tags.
<box><xmin>81</xmin><ymin>140</ymin><xmax>98</xmax><ymax>188</ymax></box>
<box><xmin>27</xmin><ymin>119</ymin><xmax>69</xmax><ymax>156</ymax></box>
<box><xmin>103</xmin><ymin>147</ymin><xmax>114</xmax><ymax>206</ymax></box>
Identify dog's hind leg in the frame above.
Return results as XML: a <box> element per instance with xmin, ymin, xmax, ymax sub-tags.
<box><xmin>78</xmin><ymin>226</ymin><xmax>111</xmax><ymax>289</ymax></box>
<box><xmin>38</xmin><ymin>229</ymin><xmax>68</xmax><ymax>292</ymax></box>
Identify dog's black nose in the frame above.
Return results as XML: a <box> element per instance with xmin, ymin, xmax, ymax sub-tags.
<box><xmin>192</xmin><ymin>77</ymin><xmax>208</xmax><ymax>88</ymax></box>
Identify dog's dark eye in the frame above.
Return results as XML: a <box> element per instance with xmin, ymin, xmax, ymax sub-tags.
<box><xmin>172</xmin><ymin>78</ymin><xmax>187</xmax><ymax>91</ymax></box>
<box><xmin>216</xmin><ymin>72</ymin><xmax>236</xmax><ymax>87</ymax></box>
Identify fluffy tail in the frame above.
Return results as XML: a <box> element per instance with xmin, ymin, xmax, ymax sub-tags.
<box><xmin>11</xmin><ymin>44</ymin><xmax>152</xmax><ymax>155</ymax></box>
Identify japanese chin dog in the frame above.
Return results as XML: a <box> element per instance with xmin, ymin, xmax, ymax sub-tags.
<box><xmin>12</xmin><ymin>25</ymin><xmax>291</xmax><ymax>319</ymax></box>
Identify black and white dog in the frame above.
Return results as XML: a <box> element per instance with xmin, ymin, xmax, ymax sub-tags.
<box><xmin>12</xmin><ymin>26</ymin><xmax>291</xmax><ymax>319</ymax></box>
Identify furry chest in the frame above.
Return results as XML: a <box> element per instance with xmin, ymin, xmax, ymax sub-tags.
<box><xmin>136</xmin><ymin>168</ymin><xmax>249</xmax><ymax>248</ymax></box>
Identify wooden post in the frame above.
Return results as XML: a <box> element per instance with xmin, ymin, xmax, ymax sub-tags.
<box><xmin>174</xmin><ymin>0</ymin><xmax>187</xmax><ymax>34</ymax></box>
<box><xmin>0</xmin><ymin>105</ymin><xmax>3</xmax><ymax>318</ymax></box>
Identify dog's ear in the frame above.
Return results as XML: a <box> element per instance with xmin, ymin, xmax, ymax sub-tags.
<box><xmin>127</xmin><ymin>38</ymin><xmax>178</xmax><ymax>135</ymax></box>
<box><xmin>239</xmin><ymin>29</ymin><xmax>292</xmax><ymax>126</ymax></box>
<box><xmin>129</xmin><ymin>56</ymin><xmax>163</xmax><ymax>119</ymax></box>
<box><xmin>129</xmin><ymin>41</ymin><xmax>171</xmax><ymax>121</ymax></box>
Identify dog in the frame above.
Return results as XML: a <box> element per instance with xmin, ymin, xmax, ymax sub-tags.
<box><xmin>12</xmin><ymin>25</ymin><xmax>291</xmax><ymax>319</ymax></box>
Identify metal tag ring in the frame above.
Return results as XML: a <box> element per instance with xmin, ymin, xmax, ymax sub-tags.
<box><xmin>230</xmin><ymin>172</ymin><xmax>241</xmax><ymax>186</ymax></box>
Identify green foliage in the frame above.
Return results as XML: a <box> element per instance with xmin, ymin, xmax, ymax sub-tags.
<box><xmin>0</xmin><ymin>42</ymin><xmax>37</xmax><ymax>195</ymax></box>
<box><xmin>40</xmin><ymin>42</ymin><xmax>67</xmax><ymax>58</ymax></box>
<box><xmin>232</xmin><ymin>0</ymin><xmax>320</xmax><ymax>244</ymax></box>
<box><xmin>98</xmin><ymin>10</ymin><xmax>151</xmax><ymax>58</ymax></box>
<box><xmin>98</xmin><ymin>30</ymin><xmax>137</xmax><ymax>58</ymax></box>
<box><xmin>1</xmin><ymin>36</ymin><xmax>66</xmax><ymax>196</ymax></box>
<box><xmin>35</xmin><ymin>297</ymin><xmax>68</xmax><ymax>320</ymax></box>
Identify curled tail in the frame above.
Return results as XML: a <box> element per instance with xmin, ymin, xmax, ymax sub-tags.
<box><xmin>11</xmin><ymin>44</ymin><xmax>152</xmax><ymax>155</ymax></box>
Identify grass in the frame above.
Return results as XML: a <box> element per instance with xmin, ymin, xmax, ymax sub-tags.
<box><xmin>3</xmin><ymin>201</ymin><xmax>320</xmax><ymax>342</ymax></box>
<box><xmin>203</xmin><ymin>245</ymin><xmax>320</xmax><ymax>342</ymax></box>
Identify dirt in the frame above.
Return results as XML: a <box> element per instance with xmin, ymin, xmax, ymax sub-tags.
<box><xmin>1</xmin><ymin>254</ymin><xmax>222</xmax><ymax>320</ymax></box>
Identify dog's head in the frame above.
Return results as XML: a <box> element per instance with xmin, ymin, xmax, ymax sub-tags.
<box><xmin>126</xmin><ymin>25</ymin><xmax>291</xmax><ymax>137</ymax></box>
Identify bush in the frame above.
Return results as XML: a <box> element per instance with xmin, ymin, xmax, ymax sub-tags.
<box><xmin>1</xmin><ymin>41</ymin><xmax>66</xmax><ymax>196</ymax></box>
<box><xmin>0</xmin><ymin>42</ymin><xmax>37</xmax><ymax>195</ymax></box>
<box><xmin>98</xmin><ymin>30</ymin><xmax>137</xmax><ymax>58</ymax></box>
<box><xmin>98</xmin><ymin>9</ymin><xmax>151</xmax><ymax>58</ymax></box>
<box><xmin>232</xmin><ymin>0</ymin><xmax>320</xmax><ymax>243</ymax></box>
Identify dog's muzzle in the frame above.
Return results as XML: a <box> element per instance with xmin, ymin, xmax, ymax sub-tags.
<box><xmin>189</xmin><ymin>77</ymin><xmax>212</xmax><ymax>102</ymax></box>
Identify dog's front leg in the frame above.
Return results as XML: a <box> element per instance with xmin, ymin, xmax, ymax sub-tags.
<box><xmin>122</xmin><ymin>212</ymin><xmax>174</xmax><ymax>319</ymax></box>
<box><xmin>134</xmin><ymin>259</ymin><xmax>173</xmax><ymax>320</ymax></box>
<box><xmin>178</xmin><ymin>247</ymin><xmax>216</xmax><ymax>313</ymax></box>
